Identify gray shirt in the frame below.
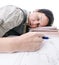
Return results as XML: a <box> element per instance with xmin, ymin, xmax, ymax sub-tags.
<box><xmin>0</xmin><ymin>5</ymin><xmax>27</xmax><ymax>37</ymax></box>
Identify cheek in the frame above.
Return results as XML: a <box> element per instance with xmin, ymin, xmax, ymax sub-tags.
<box><xmin>40</xmin><ymin>21</ymin><xmax>48</xmax><ymax>26</ymax></box>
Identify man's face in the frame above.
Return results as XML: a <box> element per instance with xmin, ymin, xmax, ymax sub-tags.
<box><xmin>28</xmin><ymin>12</ymin><xmax>49</xmax><ymax>28</ymax></box>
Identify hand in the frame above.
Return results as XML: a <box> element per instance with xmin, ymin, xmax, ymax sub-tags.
<box><xmin>17</xmin><ymin>32</ymin><xmax>44</xmax><ymax>52</ymax></box>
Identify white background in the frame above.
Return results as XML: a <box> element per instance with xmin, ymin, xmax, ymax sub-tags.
<box><xmin>0</xmin><ymin>1</ymin><xmax>59</xmax><ymax>65</ymax></box>
<box><xmin>0</xmin><ymin>0</ymin><xmax>59</xmax><ymax>28</ymax></box>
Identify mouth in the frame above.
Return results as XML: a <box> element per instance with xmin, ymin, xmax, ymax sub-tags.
<box><xmin>29</xmin><ymin>24</ymin><xmax>38</xmax><ymax>28</ymax></box>
<box><xmin>30</xmin><ymin>23</ymin><xmax>40</xmax><ymax>28</ymax></box>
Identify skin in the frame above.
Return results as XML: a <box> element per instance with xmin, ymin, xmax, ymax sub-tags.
<box><xmin>28</xmin><ymin>12</ymin><xmax>49</xmax><ymax>28</ymax></box>
<box><xmin>0</xmin><ymin>32</ymin><xmax>44</xmax><ymax>53</ymax></box>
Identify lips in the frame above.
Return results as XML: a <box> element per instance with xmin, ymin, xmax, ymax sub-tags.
<box><xmin>29</xmin><ymin>24</ymin><xmax>38</xmax><ymax>28</ymax></box>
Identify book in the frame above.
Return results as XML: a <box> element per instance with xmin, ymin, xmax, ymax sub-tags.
<box><xmin>30</xmin><ymin>26</ymin><xmax>58</xmax><ymax>32</ymax></box>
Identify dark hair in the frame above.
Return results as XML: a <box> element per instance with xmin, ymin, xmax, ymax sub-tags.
<box><xmin>37</xmin><ymin>9</ymin><xmax>54</xmax><ymax>26</ymax></box>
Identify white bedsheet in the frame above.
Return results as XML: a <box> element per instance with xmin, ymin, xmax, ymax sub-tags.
<box><xmin>0</xmin><ymin>36</ymin><xmax>59</xmax><ymax>65</ymax></box>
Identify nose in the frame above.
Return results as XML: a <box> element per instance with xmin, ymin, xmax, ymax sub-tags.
<box><xmin>31</xmin><ymin>21</ymin><xmax>40</xmax><ymax>24</ymax></box>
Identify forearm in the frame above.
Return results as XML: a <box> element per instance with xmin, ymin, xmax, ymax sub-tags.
<box><xmin>0</xmin><ymin>32</ymin><xmax>43</xmax><ymax>53</ymax></box>
<box><xmin>0</xmin><ymin>36</ymin><xmax>24</xmax><ymax>53</ymax></box>
<box><xmin>0</xmin><ymin>36</ymin><xmax>33</xmax><ymax>53</ymax></box>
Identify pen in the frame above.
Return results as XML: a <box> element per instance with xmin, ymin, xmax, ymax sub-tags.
<box><xmin>42</xmin><ymin>36</ymin><xmax>49</xmax><ymax>39</ymax></box>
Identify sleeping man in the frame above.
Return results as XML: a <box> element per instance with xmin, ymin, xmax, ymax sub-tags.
<box><xmin>0</xmin><ymin>5</ymin><xmax>54</xmax><ymax>52</ymax></box>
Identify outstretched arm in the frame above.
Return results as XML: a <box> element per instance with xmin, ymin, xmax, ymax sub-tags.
<box><xmin>0</xmin><ymin>32</ymin><xmax>43</xmax><ymax>53</ymax></box>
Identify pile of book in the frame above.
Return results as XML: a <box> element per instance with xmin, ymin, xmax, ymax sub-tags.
<box><xmin>30</xmin><ymin>26</ymin><xmax>58</xmax><ymax>32</ymax></box>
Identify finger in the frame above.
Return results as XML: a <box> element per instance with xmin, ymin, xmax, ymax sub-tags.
<box><xmin>32</xmin><ymin>36</ymin><xmax>43</xmax><ymax>43</ymax></box>
<box><xmin>21</xmin><ymin>32</ymin><xmax>44</xmax><ymax>39</ymax></box>
<box><xmin>29</xmin><ymin>32</ymin><xmax>44</xmax><ymax>37</ymax></box>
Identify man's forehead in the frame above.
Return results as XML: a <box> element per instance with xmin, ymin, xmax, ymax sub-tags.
<box><xmin>38</xmin><ymin>13</ymin><xmax>49</xmax><ymax>21</ymax></box>
<box><xmin>29</xmin><ymin>12</ymin><xmax>49</xmax><ymax>20</ymax></box>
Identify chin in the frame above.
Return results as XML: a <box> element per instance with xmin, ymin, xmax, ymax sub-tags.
<box><xmin>28</xmin><ymin>24</ymin><xmax>37</xmax><ymax>28</ymax></box>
